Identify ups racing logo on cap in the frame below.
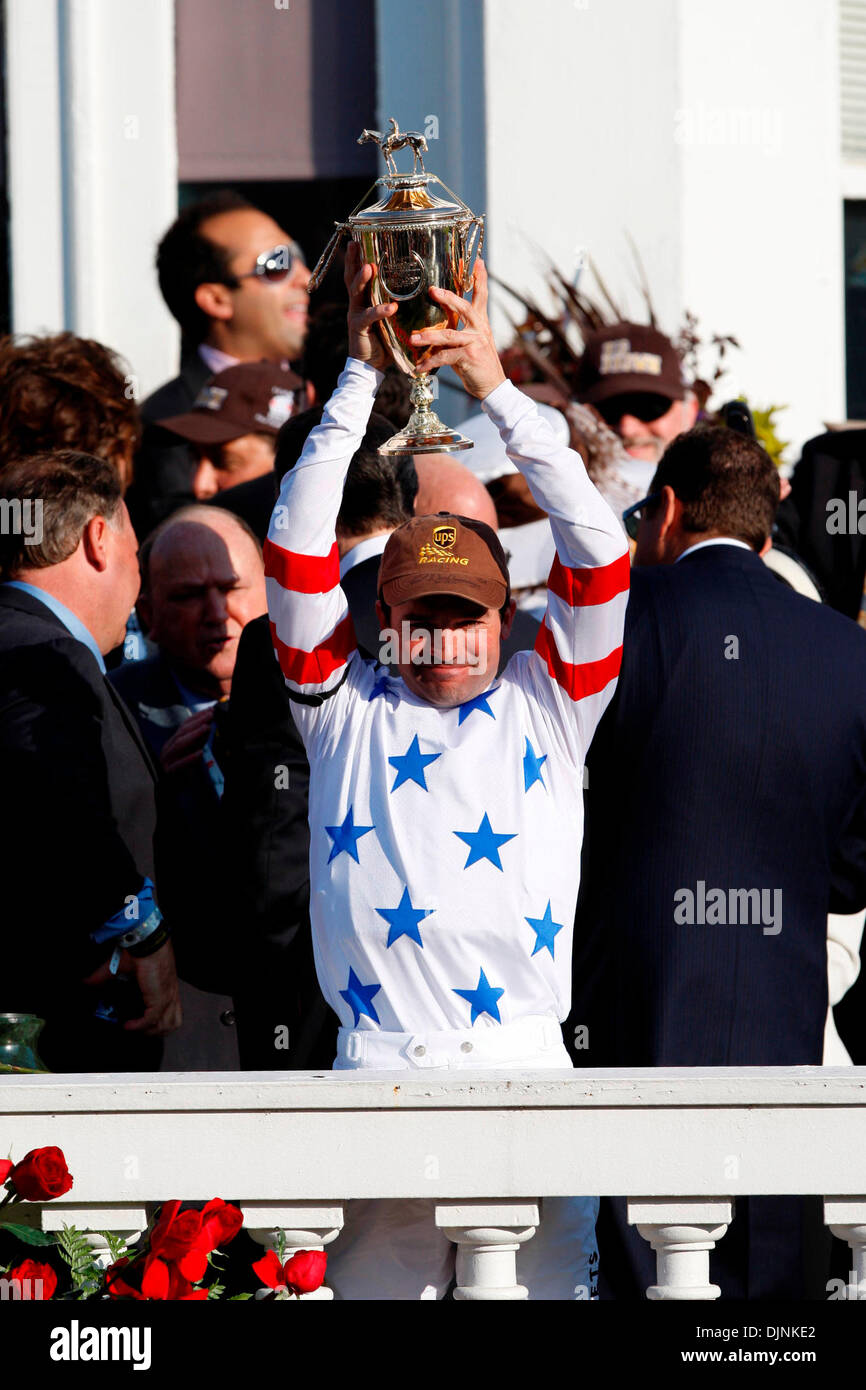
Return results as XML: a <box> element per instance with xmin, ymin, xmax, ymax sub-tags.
<box><xmin>419</xmin><ymin>525</ymin><xmax>468</xmax><ymax>566</ymax></box>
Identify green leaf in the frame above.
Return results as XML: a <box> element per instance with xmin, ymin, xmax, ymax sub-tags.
<box><xmin>102</xmin><ymin>1232</ymin><xmax>128</xmax><ymax>1263</ymax></box>
<box><xmin>228</xmin><ymin>1292</ymin><xmax>253</xmax><ymax>1301</ymax></box>
<box><xmin>56</xmin><ymin>1225</ymin><xmax>101</xmax><ymax>1293</ymax></box>
<box><xmin>206</xmin><ymin>1281</ymin><xmax>225</xmax><ymax>1300</ymax></box>
<box><xmin>0</xmin><ymin>1223</ymin><xmax>56</xmax><ymax>1247</ymax></box>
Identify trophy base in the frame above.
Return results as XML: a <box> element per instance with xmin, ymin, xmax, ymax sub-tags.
<box><xmin>377</xmin><ymin>375</ymin><xmax>474</xmax><ymax>456</ymax></box>
<box><xmin>378</xmin><ymin>426</ymin><xmax>473</xmax><ymax>456</ymax></box>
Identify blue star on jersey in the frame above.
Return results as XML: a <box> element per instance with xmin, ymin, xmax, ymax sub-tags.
<box><xmin>523</xmin><ymin>736</ymin><xmax>548</xmax><ymax>792</ymax></box>
<box><xmin>525</xmin><ymin>901</ymin><xmax>563</xmax><ymax>958</ymax></box>
<box><xmin>376</xmin><ymin>886</ymin><xmax>433</xmax><ymax>948</ymax></box>
<box><xmin>367</xmin><ymin>674</ymin><xmax>390</xmax><ymax>701</ymax></box>
<box><xmin>339</xmin><ymin>967</ymin><xmax>381</xmax><ymax>1025</ymax></box>
<box><xmin>388</xmin><ymin>734</ymin><xmax>441</xmax><ymax>792</ymax></box>
<box><xmin>454</xmin><ymin>812</ymin><xmax>517</xmax><ymax>870</ymax></box>
<box><xmin>325</xmin><ymin>806</ymin><xmax>375</xmax><ymax>863</ymax></box>
<box><xmin>453</xmin><ymin>967</ymin><xmax>505</xmax><ymax>1024</ymax></box>
<box><xmin>456</xmin><ymin>687</ymin><xmax>497</xmax><ymax>724</ymax></box>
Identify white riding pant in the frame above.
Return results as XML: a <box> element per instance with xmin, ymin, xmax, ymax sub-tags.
<box><xmin>327</xmin><ymin>1015</ymin><xmax>599</xmax><ymax>1301</ymax></box>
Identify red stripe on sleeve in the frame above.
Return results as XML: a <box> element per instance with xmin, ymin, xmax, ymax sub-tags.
<box><xmin>264</xmin><ymin>537</ymin><xmax>341</xmax><ymax>595</ymax></box>
<box><xmin>547</xmin><ymin>551</ymin><xmax>630</xmax><ymax>608</ymax></box>
<box><xmin>269</xmin><ymin>613</ymin><xmax>356</xmax><ymax>687</ymax></box>
<box><xmin>534</xmin><ymin>621</ymin><xmax>623</xmax><ymax>701</ymax></box>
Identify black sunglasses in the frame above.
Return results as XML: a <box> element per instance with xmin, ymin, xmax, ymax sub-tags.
<box><xmin>234</xmin><ymin>240</ymin><xmax>305</xmax><ymax>285</ymax></box>
<box><xmin>596</xmin><ymin>393</ymin><xmax>674</xmax><ymax>427</ymax></box>
<box><xmin>622</xmin><ymin>492</ymin><xmax>661</xmax><ymax>541</ymax></box>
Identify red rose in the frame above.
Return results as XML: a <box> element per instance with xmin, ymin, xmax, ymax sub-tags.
<box><xmin>284</xmin><ymin>1249</ymin><xmax>327</xmax><ymax>1294</ymax></box>
<box><xmin>252</xmin><ymin>1248</ymin><xmax>285</xmax><ymax>1289</ymax></box>
<box><xmin>200</xmin><ymin>1198</ymin><xmax>243</xmax><ymax>1251</ymax></box>
<box><xmin>8</xmin><ymin>1147</ymin><xmax>73</xmax><ymax>1201</ymax></box>
<box><xmin>144</xmin><ymin>1253</ymin><xmax>210</xmax><ymax>1301</ymax></box>
<box><xmin>6</xmin><ymin>1259</ymin><xmax>57</xmax><ymax>1299</ymax></box>
<box><xmin>149</xmin><ymin>1199</ymin><xmax>242</xmax><ymax>1283</ymax></box>
<box><xmin>0</xmin><ymin>1159</ymin><xmax>12</xmax><ymax>1185</ymax></box>
<box><xmin>253</xmin><ymin>1248</ymin><xmax>327</xmax><ymax>1295</ymax></box>
<box><xmin>149</xmin><ymin>1201</ymin><xmax>208</xmax><ymax>1278</ymax></box>
<box><xmin>106</xmin><ymin>1257</ymin><xmax>146</xmax><ymax>1301</ymax></box>
<box><xmin>108</xmin><ymin>1253</ymin><xmax>208</xmax><ymax>1301</ymax></box>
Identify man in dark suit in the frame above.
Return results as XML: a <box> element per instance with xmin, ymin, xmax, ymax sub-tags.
<box><xmin>129</xmin><ymin>191</ymin><xmax>311</xmax><ymax>536</ymax></box>
<box><xmin>111</xmin><ymin>506</ymin><xmax>267</xmax><ymax>1067</ymax></box>
<box><xmin>0</xmin><ymin>451</ymin><xmax>181</xmax><ymax>1072</ymax></box>
<box><xmin>570</xmin><ymin>424</ymin><xmax>866</xmax><ymax>1299</ymax></box>
<box><xmin>774</xmin><ymin>427</ymin><xmax>866</xmax><ymax>619</ymax></box>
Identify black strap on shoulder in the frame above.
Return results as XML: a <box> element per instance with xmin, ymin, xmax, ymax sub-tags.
<box><xmin>285</xmin><ymin>663</ymin><xmax>351</xmax><ymax>707</ymax></box>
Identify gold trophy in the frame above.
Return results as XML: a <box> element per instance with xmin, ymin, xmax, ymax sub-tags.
<box><xmin>307</xmin><ymin>119</ymin><xmax>484</xmax><ymax>454</ymax></box>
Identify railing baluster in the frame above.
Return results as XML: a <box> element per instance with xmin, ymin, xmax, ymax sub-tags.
<box><xmin>436</xmin><ymin>1202</ymin><xmax>539</xmax><ymax>1301</ymax></box>
<box><xmin>825</xmin><ymin>1199</ymin><xmax>866</xmax><ymax>1300</ymax></box>
<box><xmin>629</xmin><ymin>1199</ymin><xmax>733</xmax><ymax>1300</ymax></box>
<box><xmin>243</xmin><ymin>1202</ymin><xmax>344</xmax><ymax>1301</ymax></box>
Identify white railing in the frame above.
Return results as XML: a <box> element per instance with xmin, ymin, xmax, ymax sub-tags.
<box><xmin>3</xmin><ymin>1067</ymin><xmax>866</xmax><ymax>1300</ymax></box>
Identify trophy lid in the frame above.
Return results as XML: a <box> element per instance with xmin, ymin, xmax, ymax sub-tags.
<box><xmin>349</xmin><ymin>174</ymin><xmax>469</xmax><ymax>226</ymax></box>
<box><xmin>351</xmin><ymin>120</ymin><xmax>473</xmax><ymax>225</ymax></box>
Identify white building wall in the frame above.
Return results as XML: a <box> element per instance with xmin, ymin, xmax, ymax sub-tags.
<box><xmin>482</xmin><ymin>0</ymin><xmax>684</xmax><ymax>346</ymax></box>
<box><xmin>678</xmin><ymin>0</ymin><xmax>844</xmax><ymax>458</ymax></box>
<box><xmin>379</xmin><ymin>0</ymin><xmax>845</xmax><ymax>460</ymax></box>
<box><xmin>6</xmin><ymin>0</ymin><xmax>179</xmax><ymax>399</ymax></box>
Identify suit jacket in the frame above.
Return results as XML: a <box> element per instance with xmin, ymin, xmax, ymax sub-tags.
<box><xmin>127</xmin><ymin>353</ymin><xmax>211</xmax><ymax>537</ymax></box>
<box><xmin>0</xmin><ymin>587</ymin><xmax>162</xmax><ymax>1071</ymax></box>
<box><xmin>571</xmin><ymin>544</ymin><xmax>866</xmax><ymax>1071</ymax></box>
<box><xmin>569</xmin><ymin>545</ymin><xmax>866</xmax><ymax>1300</ymax></box>
<box><xmin>774</xmin><ymin>428</ymin><xmax>866</xmax><ymax>618</ymax></box>
<box><xmin>109</xmin><ymin>653</ymin><xmax>231</xmax><ymax>993</ymax></box>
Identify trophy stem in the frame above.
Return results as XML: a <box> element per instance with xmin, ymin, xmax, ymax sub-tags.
<box><xmin>377</xmin><ymin>374</ymin><xmax>474</xmax><ymax>456</ymax></box>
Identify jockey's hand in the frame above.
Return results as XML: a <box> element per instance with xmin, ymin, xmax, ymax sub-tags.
<box><xmin>345</xmin><ymin>240</ymin><xmax>396</xmax><ymax>374</ymax></box>
<box><xmin>408</xmin><ymin>258</ymin><xmax>506</xmax><ymax>402</ymax></box>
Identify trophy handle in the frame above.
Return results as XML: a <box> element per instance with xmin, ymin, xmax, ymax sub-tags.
<box><xmin>461</xmin><ymin>216</ymin><xmax>485</xmax><ymax>292</ymax></box>
<box><xmin>306</xmin><ymin>177</ymin><xmax>389</xmax><ymax>292</ymax></box>
<box><xmin>307</xmin><ymin>223</ymin><xmax>350</xmax><ymax>293</ymax></box>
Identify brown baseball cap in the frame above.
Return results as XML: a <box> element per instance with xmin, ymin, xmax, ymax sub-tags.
<box><xmin>378</xmin><ymin>512</ymin><xmax>511</xmax><ymax>609</ymax></box>
<box><xmin>158</xmin><ymin>361</ymin><xmax>303</xmax><ymax>445</ymax></box>
<box><xmin>575</xmin><ymin>321</ymin><xmax>686</xmax><ymax>405</ymax></box>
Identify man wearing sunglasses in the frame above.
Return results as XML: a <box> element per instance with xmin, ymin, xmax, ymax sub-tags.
<box><xmin>574</xmin><ymin>322</ymin><xmax>699</xmax><ymax>481</ymax></box>
<box><xmin>131</xmin><ymin>191</ymin><xmax>312</xmax><ymax>536</ymax></box>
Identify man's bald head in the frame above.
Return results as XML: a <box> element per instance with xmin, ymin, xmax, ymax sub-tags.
<box><xmin>138</xmin><ymin>505</ymin><xmax>266</xmax><ymax>698</ymax></box>
<box><xmin>413</xmin><ymin>454</ymin><xmax>499</xmax><ymax>531</ymax></box>
<box><xmin>143</xmin><ymin>505</ymin><xmax>261</xmax><ymax>588</ymax></box>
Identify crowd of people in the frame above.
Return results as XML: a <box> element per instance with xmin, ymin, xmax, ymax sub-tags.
<box><xmin>3</xmin><ymin>187</ymin><xmax>866</xmax><ymax>1301</ymax></box>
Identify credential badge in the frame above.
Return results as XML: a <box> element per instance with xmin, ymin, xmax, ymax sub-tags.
<box><xmin>194</xmin><ymin>385</ymin><xmax>229</xmax><ymax>412</ymax></box>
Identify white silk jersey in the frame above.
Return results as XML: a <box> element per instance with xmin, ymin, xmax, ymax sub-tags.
<box><xmin>265</xmin><ymin>357</ymin><xmax>630</xmax><ymax>1035</ymax></box>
